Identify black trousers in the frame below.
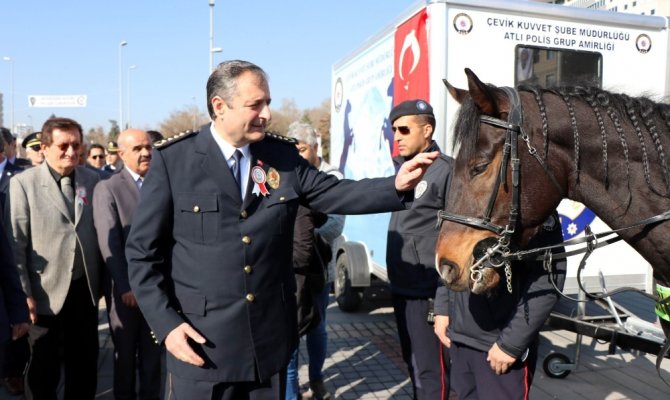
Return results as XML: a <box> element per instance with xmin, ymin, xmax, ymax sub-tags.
<box><xmin>106</xmin><ymin>288</ymin><xmax>163</xmax><ymax>400</ymax></box>
<box><xmin>392</xmin><ymin>294</ymin><xmax>450</xmax><ymax>400</ymax></box>
<box><xmin>449</xmin><ymin>341</ymin><xmax>537</xmax><ymax>400</ymax></box>
<box><xmin>165</xmin><ymin>369</ymin><xmax>286</xmax><ymax>400</ymax></box>
<box><xmin>25</xmin><ymin>278</ymin><xmax>99</xmax><ymax>400</ymax></box>
<box><xmin>1</xmin><ymin>334</ymin><xmax>29</xmax><ymax>378</ymax></box>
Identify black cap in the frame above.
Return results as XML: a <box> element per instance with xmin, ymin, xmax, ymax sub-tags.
<box><xmin>389</xmin><ymin>99</ymin><xmax>434</xmax><ymax>124</ymax></box>
<box><xmin>22</xmin><ymin>132</ymin><xmax>42</xmax><ymax>149</ymax></box>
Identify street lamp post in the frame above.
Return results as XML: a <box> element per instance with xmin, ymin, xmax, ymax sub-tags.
<box><xmin>3</xmin><ymin>57</ymin><xmax>14</xmax><ymax>131</ymax></box>
<box><xmin>192</xmin><ymin>96</ymin><xmax>197</xmax><ymax>131</ymax></box>
<box><xmin>127</xmin><ymin>65</ymin><xmax>137</xmax><ymax>128</ymax></box>
<box><xmin>118</xmin><ymin>41</ymin><xmax>127</xmax><ymax>132</ymax></box>
<box><xmin>209</xmin><ymin>0</ymin><xmax>215</xmax><ymax>73</ymax></box>
<box><xmin>211</xmin><ymin>47</ymin><xmax>222</xmax><ymax>72</ymax></box>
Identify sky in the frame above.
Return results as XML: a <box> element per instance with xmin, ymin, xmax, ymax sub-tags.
<box><xmin>0</xmin><ymin>0</ymin><xmax>416</xmax><ymax>138</ymax></box>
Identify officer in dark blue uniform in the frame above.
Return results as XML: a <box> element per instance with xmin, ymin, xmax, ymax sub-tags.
<box><xmin>386</xmin><ymin>100</ymin><xmax>452</xmax><ymax>399</ymax></box>
<box><xmin>433</xmin><ymin>215</ymin><xmax>565</xmax><ymax>400</ymax></box>
<box><xmin>126</xmin><ymin>60</ymin><xmax>438</xmax><ymax>400</ymax></box>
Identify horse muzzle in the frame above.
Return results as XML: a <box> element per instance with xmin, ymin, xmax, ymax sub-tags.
<box><xmin>436</xmin><ymin>254</ymin><xmax>470</xmax><ymax>292</ymax></box>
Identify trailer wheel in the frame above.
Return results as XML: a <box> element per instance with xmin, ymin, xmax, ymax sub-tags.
<box><xmin>543</xmin><ymin>353</ymin><xmax>571</xmax><ymax>379</ymax></box>
<box><xmin>334</xmin><ymin>252</ymin><xmax>363</xmax><ymax>312</ymax></box>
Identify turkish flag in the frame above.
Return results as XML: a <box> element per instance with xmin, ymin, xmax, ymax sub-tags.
<box><xmin>390</xmin><ymin>8</ymin><xmax>430</xmax><ymax>156</ymax></box>
<box><xmin>394</xmin><ymin>9</ymin><xmax>430</xmax><ymax>106</ymax></box>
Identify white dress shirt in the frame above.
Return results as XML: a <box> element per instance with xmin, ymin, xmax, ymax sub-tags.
<box><xmin>210</xmin><ymin>123</ymin><xmax>250</xmax><ymax>200</ymax></box>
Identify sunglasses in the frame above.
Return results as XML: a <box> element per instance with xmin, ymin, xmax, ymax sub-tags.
<box><xmin>90</xmin><ymin>155</ymin><xmax>105</xmax><ymax>160</ymax></box>
<box><xmin>391</xmin><ymin>126</ymin><xmax>411</xmax><ymax>134</ymax></box>
<box><xmin>55</xmin><ymin>143</ymin><xmax>81</xmax><ymax>152</ymax></box>
<box><xmin>29</xmin><ymin>145</ymin><xmax>41</xmax><ymax>152</ymax></box>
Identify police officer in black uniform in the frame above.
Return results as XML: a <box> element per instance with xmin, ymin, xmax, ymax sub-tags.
<box><xmin>386</xmin><ymin>100</ymin><xmax>452</xmax><ymax>399</ymax></box>
<box><xmin>434</xmin><ymin>215</ymin><xmax>565</xmax><ymax>400</ymax></box>
<box><xmin>126</xmin><ymin>60</ymin><xmax>438</xmax><ymax>400</ymax></box>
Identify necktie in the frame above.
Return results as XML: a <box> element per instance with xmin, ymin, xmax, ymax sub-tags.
<box><xmin>61</xmin><ymin>175</ymin><xmax>75</xmax><ymax>219</ymax></box>
<box><xmin>137</xmin><ymin>177</ymin><xmax>143</xmax><ymax>190</ymax></box>
<box><xmin>231</xmin><ymin>149</ymin><xmax>242</xmax><ymax>189</ymax></box>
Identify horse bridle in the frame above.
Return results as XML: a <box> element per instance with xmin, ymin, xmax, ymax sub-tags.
<box><xmin>436</xmin><ymin>87</ymin><xmax>563</xmax><ymax>291</ymax></box>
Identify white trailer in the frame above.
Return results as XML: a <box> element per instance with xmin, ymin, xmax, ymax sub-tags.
<box><xmin>330</xmin><ymin>0</ymin><xmax>670</xmax><ymax>311</ymax></box>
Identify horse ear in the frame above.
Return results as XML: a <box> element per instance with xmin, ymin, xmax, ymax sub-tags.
<box><xmin>464</xmin><ymin>68</ymin><xmax>500</xmax><ymax>116</ymax></box>
<box><xmin>443</xmin><ymin>79</ymin><xmax>468</xmax><ymax>104</ymax></box>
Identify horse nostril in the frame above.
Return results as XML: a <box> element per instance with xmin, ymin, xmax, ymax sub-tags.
<box><xmin>438</xmin><ymin>258</ymin><xmax>459</xmax><ymax>282</ymax></box>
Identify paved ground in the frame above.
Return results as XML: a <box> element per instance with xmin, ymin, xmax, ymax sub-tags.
<box><xmin>2</xmin><ymin>283</ymin><xmax>670</xmax><ymax>399</ymax></box>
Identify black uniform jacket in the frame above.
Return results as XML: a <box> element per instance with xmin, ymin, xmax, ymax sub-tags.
<box><xmin>126</xmin><ymin>125</ymin><xmax>407</xmax><ymax>383</ymax></box>
<box><xmin>386</xmin><ymin>141</ymin><xmax>453</xmax><ymax>298</ymax></box>
<box><xmin>434</xmin><ymin>214</ymin><xmax>566</xmax><ymax>358</ymax></box>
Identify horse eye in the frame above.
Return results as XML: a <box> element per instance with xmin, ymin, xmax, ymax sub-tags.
<box><xmin>470</xmin><ymin>163</ymin><xmax>490</xmax><ymax>177</ymax></box>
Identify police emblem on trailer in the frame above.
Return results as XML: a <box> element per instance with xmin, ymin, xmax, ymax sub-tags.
<box><xmin>453</xmin><ymin>13</ymin><xmax>473</xmax><ymax>34</ymax></box>
<box><xmin>636</xmin><ymin>34</ymin><xmax>652</xmax><ymax>54</ymax></box>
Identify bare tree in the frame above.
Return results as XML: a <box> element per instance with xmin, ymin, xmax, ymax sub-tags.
<box><xmin>86</xmin><ymin>126</ymin><xmax>107</xmax><ymax>146</ymax></box>
<box><xmin>266</xmin><ymin>98</ymin><xmax>300</xmax><ymax>134</ymax></box>
<box><xmin>108</xmin><ymin>120</ymin><xmax>120</xmax><ymax>142</ymax></box>
<box><xmin>303</xmin><ymin>99</ymin><xmax>331</xmax><ymax>162</ymax></box>
<box><xmin>158</xmin><ymin>106</ymin><xmax>209</xmax><ymax>138</ymax></box>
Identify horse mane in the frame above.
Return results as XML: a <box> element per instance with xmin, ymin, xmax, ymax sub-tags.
<box><xmin>451</xmin><ymin>94</ymin><xmax>482</xmax><ymax>159</ymax></box>
<box><xmin>452</xmin><ymin>82</ymin><xmax>670</xmax><ymax>197</ymax></box>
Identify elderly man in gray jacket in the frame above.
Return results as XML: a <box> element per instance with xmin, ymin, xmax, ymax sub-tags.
<box><xmin>7</xmin><ymin>117</ymin><xmax>102</xmax><ymax>399</ymax></box>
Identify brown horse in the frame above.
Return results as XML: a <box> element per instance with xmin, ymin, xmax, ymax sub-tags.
<box><xmin>435</xmin><ymin>69</ymin><xmax>670</xmax><ymax>304</ymax></box>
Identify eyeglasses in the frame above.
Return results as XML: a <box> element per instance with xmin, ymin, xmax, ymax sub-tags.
<box><xmin>55</xmin><ymin>142</ymin><xmax>81</xmax><ymax>152</ymax></box>
<box><xmin>29</xmin><ymin>145</ymin><xmax>40</xmax><ymax>152</ymax></box>
<box><xmin>90</xmin><ymin>155</ymin><xmax>105</xmax><ymax>160</ymax></box>
<box><xmin>391</xmin><ymin>126</ymin><xmax>411</xmax><ymax>134</ymax></box>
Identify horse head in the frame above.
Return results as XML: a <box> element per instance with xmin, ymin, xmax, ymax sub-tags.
<box><xmin>436</xmin><ymin>69</ymin><xmax>565</xmax><ymax>294</ymax></box>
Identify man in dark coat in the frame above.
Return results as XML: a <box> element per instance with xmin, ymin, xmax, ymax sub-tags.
<box><xmin>433</xmin><ymin>215</ymin><xmax>565</xmax><ymax>400</ymax></box>
<box><xmin>0</xmin><ymin>215</ymin><xmax>30</xmax><ymax>395</ymax></box>
<box><xmin>126</xmin><ymin>60</ymin><xmax>437</xmax><ymax>399</ymax></box>
<box><xmin>0</xmin><ymin>132</ymin><xmax>27</xmax><ymax>395</ymax></box>
<box><xmin>386</xmin><ymin>100</ymin><xmax>452</xmax><ymax>399</ymax></box>
<box><xmin>93</xmin><ymin>129</ymin><xmax>162</xmax><ymax>400</ymax></box>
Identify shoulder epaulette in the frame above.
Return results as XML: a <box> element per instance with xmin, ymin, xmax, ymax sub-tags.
<box><xmin>154</xmin><ymin>130</ymin><xmax>199</xmax><ymax>149</ymax></box>
<box><xmin>265</xmin><ymin>131</ymin><xmax>297</xmax><ymax>145</ymax></box>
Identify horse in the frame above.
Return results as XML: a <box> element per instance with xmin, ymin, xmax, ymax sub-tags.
<box><xmin>435</xmin><ymin>68</ymin><xmax>670</xmax><ymax>333</ymax></box>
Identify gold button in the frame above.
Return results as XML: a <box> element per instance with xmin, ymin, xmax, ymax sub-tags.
<box><xmin>279</xmin><ymin>196</ymin><xmax>285</xmax><ymax>201</ymax></box>
<box><xmin>244</xmin><ymin>265</ymin><xmax>252</xmax><ymax>274</ymax></box>
<box><xmin>246</xmin><ymin>293</ymin><xmax>255</xmax><ymax>302</ymax></box>
<box><xmin>240</xmin><ymin>210</ymin><xmax>248</xmax><ymax>219</ymax></box>
<box><xmin>242</xmin><ymin>236</ymin><xmax>251</xmax><ymax>244</ymax></box>
<box><xmin>193</xmin><ymin>205</ymin><xmax>200</xmax><ymax>213</ymax></box>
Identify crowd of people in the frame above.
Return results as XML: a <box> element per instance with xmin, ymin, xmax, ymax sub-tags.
<box><xmin>0</xmin><ymin>59</ymin><xmax>564</xmax><ymax>400</ymax></box>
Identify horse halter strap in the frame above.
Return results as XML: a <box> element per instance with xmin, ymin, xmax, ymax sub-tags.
<box><xmin>438</xmin><ymin>87</ymin><xmax>523</xmax><ymax>240</ymax></box>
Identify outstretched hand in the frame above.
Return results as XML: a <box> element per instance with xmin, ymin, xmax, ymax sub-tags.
<box><xmin>165</xmin><ymin>322</ymin><xmax>207</xmax><ymax>367</ymax></box>
<box><xmin>395</xmin><ymin>151</ymin><xmax>439</xmax><ymax>191</ymax></box>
